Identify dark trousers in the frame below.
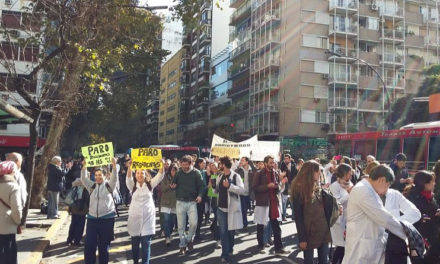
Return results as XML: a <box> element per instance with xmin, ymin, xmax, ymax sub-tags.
<box><xmin>209</xmin><ymin>197</ymin><xmax>220</xmax><ymax>240</ymax></box>
<box><xmin>196</xmin><ymin>198</ymin><xmax>205</xmax><ymax>237</ymax></box>
<box><xmin>240</xmin><ymin>195</ymin><xmax>249</xmax><ymax>227</ymax></box>
<box><xmin>68</xmin><ymin>214</ymin><xmax>86</xmax><ymax>244</ymax></box>
<box><xmin>331</xmin><ymin>246</ymin><xmax>345</xmax><ymax>264</ymax></box>
<box><xmin>84</xmin><ymin>217</ymin><xmax>115</xmax><ymax>264</ymax></box>
<box><xmin>162</xmin><ymin>212</ymin><xmax>177</xmax><ymax>238</ymax></box>
<box><xmin>131</xmin><ymin>235</ymin><xmax>153</xmax><ymax>264</ymax></box>
<box><xmin>0</xmin><ymin>234</ymin><xmax>17</xmax><ymax>264</ymax></box>
<box><xmin>304</xmin><ymin>243</ymin><xmax>329</xmax><ymax>264</ymax></box>
<box><xmin>120</xmin><ymin>183</ymin><xmax>131</xmax><ymax>206</ymax></box>
<box><xmin>257</xmin><ymin>219</ymin><xmax>283</xmax><ymax>251</ymax></box>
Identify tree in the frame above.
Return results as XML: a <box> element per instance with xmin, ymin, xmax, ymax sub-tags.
<box><xmin>391</xmin><ymin>65</ymin><xmax>440</xmax><ymax>128</ymax></box>
<box><xmin>0</xmin><ymin>0</ymin><xmax>168</xmax><ymax>223</ymax></box>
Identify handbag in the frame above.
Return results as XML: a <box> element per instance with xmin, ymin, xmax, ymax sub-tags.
<box><xmin>321</xmin><ymin>189</ymin><xmax>339</xmax><ymax>228</ymax></box>
<box><xmin>65</xmin><ymin>186</ymin><xmax>79</xmax><ymax>206</ymax></box>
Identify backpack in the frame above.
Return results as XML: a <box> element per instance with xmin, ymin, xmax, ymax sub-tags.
<box><xmin>322</xmin><ymin>189</ymin><xmax>339</xmax><ymax>228</ymax></box>
<box><xmin>91</xmin><ymin>182</ymin><xmax>119</xmax><ymax>217</ymax></box>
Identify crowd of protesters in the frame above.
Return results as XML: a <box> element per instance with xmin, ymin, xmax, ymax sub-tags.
<box><xmin>2</xmin><ymin>149</ymin><xmax>440</xmax><ymax>264</ymax></box>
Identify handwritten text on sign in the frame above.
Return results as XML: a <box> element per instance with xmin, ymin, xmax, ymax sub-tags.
<box><xmin>211</xmin><ymin>147</ymin><xmax>240</xmax><ymax>159</ymax></box>
<box><xmin>81</xmin><ymin>142</ymin><xmax>114</xmax><ymax>167</ymax></box>
<box><xmin>131</xmin><ymin>148</ymin><xmax>163</xmax><ymax>170</ymax></box>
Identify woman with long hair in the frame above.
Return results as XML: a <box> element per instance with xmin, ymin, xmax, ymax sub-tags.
<box><xmin>406</xmin><ymin>171</ymin><xmax>440</xmax><ymax>263</ymax></box>
<box><xmin>160</xmin><ymin>163</ymin><xmax>178</xmax><ymax>247</ymax></box>
<box><xmin>329</xmin><ymin>164</ymin><xmax>353</xmax><ymax>264</ymax></box>
<box><xmin>126</xmin><ymin>163</ymin><xmax>164</xmax><ymax>264</ymax></box>
<box><xmin>291</xmin><ymin>160</ymin><xmax>331</xmax><ymax>264</ymax></box>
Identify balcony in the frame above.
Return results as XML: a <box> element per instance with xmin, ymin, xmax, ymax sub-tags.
<box><xmin>328</xmin><ymin>47</ymin><xmax>357</xmax><ymax>62</ymax></box>
<box><xmin>230</xmin><ymin>40</ymin><xmax>250</xmax><ymax>60</ymax></box>
<box><xmin>329</xmin><ymin>97</ymin><xmax>357</xmax><ymax>108</ymax></box>
<box><xmin>329</xmin><ymin>0</ymin><xmax>358</xmax><ymax>14</ymax></box>
<box><xmin>230</xmin><ymin>2</ymin><xmax>251</xmax><ymax>25</ymax></box>
<box><xmin>230</xmin><ymin>0</ymin><xmax>246</xmax><ymax>8</ymax></box>
<box><xmin>251</xmin><ymin>104</ymin><xmax>280</xmax><ymax>114</ymax></box>
<box><xmin>251</xmin><ymin>78</ymin><xmax>279</xmax><ymax>94</ymax></box>
<box><xmin>228</xmin><ymin>82</ymin><xmax>250</xmax><ymax>98</ymax></box>
<box><xmin>229</xmin><ymin>61</ymin><xmax>250</xmax><ymax>79</ymax></box>
<box><xmin>385</xmin><ymin>77</ymin><xmax>404</xmax><ymax>88</ymax></box>
<box><xmin>197</xmin><ymin>96</ymin><xmax>210</xmax><ymax>106</ymax></box>
<box><xmin>253</xmin><ymin>33</ymin><xmax>281</xmax><ymax>51</ymax></box>
<box><xmin>329</xmin><ymin>24</ymin><xmax>357</xmax><ymax>38</ymax></box>
<box><xmin>423</xmin><ymin>14</ymin><xmax>439</xmax><ymax>24</ymax></box>
<box><xmin>200</xmin><ymin>0</ymin><xmax>212</xmax><ymax>11</ymax></box>
<box><xmin>253</xmin><ymin>11</ymin><xmax>281</xmax><ymax>30</ymax></box>
<box><xmin>380</xmin><ymin>6</ymin><xmax>403</xmax><ymax>19</ymax></box>
<box><xmin>405</xmin><ymin>35</ymin><xmax>424</xmax><ymax>47</ymax></box>
<box><xmin>251</xmin><ymin>58</ymin><xmax>280</xmax><ymax>74</ymax></box>
<box><xmin>328</xmin><ymin>73</ymin><xmax>357</xmax><ymax>86</ymax></box>
<box><xmin>379</xmin><ymin>54</ymin><xmax>404</xmax><ymax>67</ymax></box>
<box><xmin>380</xmin><ymin>29</ymin><xmax>404</xmax><ymax>42</ymax></box>
<box><xmin>230</xmin><ymin>29</ymin><xmax>250</xmax><ymax>43</ymax></box>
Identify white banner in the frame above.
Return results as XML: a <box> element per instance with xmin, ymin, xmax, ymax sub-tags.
<box><xmin>210</xmin><ymin>134</ymin><xmax>258</xmax><ymax>158</ymax></box>
<box><xmin>251</xmin><ymin>141</ymin><xmax>281</xmax><ymax>162</ymax></box>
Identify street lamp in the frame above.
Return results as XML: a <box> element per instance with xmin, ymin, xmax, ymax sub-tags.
<box><xmin>325</xmin><ymin>50</ymin><xmax>392</xmax><ymax>130</ymax></box>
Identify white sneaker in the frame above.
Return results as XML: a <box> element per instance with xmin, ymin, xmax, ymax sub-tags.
<box><xmin>216</xmin><ymin>240</ymin><xmax>221</xmax><ymax>249</ymax></box>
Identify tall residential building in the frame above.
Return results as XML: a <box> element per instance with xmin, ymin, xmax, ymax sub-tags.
<box><xmin>159</xmin><ymin>49</ymin><xmax>184</xmax><ymax>144</ymax></box>
<box><xmin>228</xmin><ymin>0</ymin><xmax>252</xmax><ymax>141</ymax></box>
<box><xmin>178</xmin><ymin>0</ymin><xmax>232</xmax><ymax>146</ymax></box>
<box><xmin>228</xmin><ymin>0</ymin><xmax>440</xmax><ymax>146</ymax></box>
<box><xmin>146</xmin><ymin>93</ymin><xmax>160</xmax><ymax>146</ymax></box>
<box><xmin>209</xmin><ymin>47</ymin><xmax>232</xmax><ymax>138</ymax></box>
<box><xmin>161</xmin><ymin>15</ymin><xmax>183</xmax><ymax>63</ymax></box>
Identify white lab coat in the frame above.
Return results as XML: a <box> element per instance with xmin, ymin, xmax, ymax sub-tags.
<box><xmin>342</xmin><ymin>179</ymin><xmax>407</xmax><ymax>264</ymax></box>
<box><xmin>126</xmin><ymin>172</ymin><xmax>164</xmax><ymax>237</ymax></box>
<box><xmin>329</xmin><ymin>180</ymin><xmax>352</xmax><ymax>247</ymax></box>
<box><xmin>385</xmin><ymin>189</ymin><xmax>421</xmax><ymax>224</ymax></box>
<box><xmin>214</xmin><ymin>170</ymin><xmax>245</xmax><ymax>230</ymax></box>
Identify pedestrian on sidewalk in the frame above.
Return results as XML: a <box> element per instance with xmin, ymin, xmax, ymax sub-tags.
<box><xmin>80</xmin><ymin>158</ymin><xmax>118</xmax><ymax>264</ymax></box>
<box><xmin>170</xmin><ymin>155</ymin><xmax>204</xmax><ymax>255</ymax></box>
<box><xmin>291</xmin><ymin>160</ymin><xmax>332</xmax><ymax>264</ymax></box>
<box><xmin>160</xmin><ymin>163</ymin><xmax>178</xmax><ymax>247</ymax></box>
<box><xmin>0</xmin><ymin>161</ymin><xmax>22</xmax><ymax>264</ymax></box>
<box><xmin>126</xmin><ymin>161</ymin><xmax>164</xmax><ymax>264</ymax></box>
<box><xmin>6</xmin><ymin>153</ymin><xmax>27</xmax><ymax>209</ymax></box>
<box><xmin>213</xmin><ymin>156</ymin><xmax>245</xmax><ymax>263</ymax></box>
<box><xmin>253</xmin><ymin>155</ymin><xmax>290</xmax><ymax>255</ymax></box>
<box><xmin>67</xmin><ymin>175</ymin><xmax>89</xmax><ymax>246</ymax></box>
<box><xmin>235</xmin><ymin>157</ymin><xmax>256</xmax><ymax>228</ymax></box>
<box><xmin>47</xmin><ymin>156</ymin><xmax>70</xmax><ymax>219</ymax></box>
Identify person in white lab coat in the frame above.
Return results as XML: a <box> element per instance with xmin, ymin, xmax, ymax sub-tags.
<box><xmin>126</xmin><ymin>163</ymin><xmax>164</xmax><ymax>264</ymax></box>
<box><xmin>329</xmin><ymin>163</ymin><xmax>353</xmax><ymax>264</ymax></box>
<box><xmin>342</xmin><ymin>164</ymin><xmax>407</xmax><ymax>264</ymax></box>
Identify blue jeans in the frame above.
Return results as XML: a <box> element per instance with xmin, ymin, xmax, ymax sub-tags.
<box><xmin>303</xmin><ymin>243</ymin><xmax>329</xmax><ymax>264</ymax></box>
<box><xmin>84</xmin><ymin>217</ymin><xmax>115</xmax><ymax>264</ymax></box>
<box><xmin>131</xmin><ymin>235</ymin><xmax>153</xmax><ymax>264</ymax></box>
<box><xmin>0</xmin><ymin>234</ymin><xmax>17</xmax><ymax>264</ymax></box>
<box><xmin>281</xmin><ymin>194</ymin><xmax>289</xmax><ymax>218</ymax></box>
<box><xmin>67</xmin><ymin>214</ymin><xmax>86</xmax><ymax>244</ymax></box>
<box><xmin>263</xmin><ymin>222</ymin><xmax>272</xmax><ymax>244</ymax></box>
<box><xmin>47</xmin><ymin>190</ymin><xmax>59</xmax><ymax>218</ymax></box>
<box><xmin>162</xmin><ymin>212</ymin><xmax>177</xmax><ymax>238</ymax></box>
<box><xmin>176</xmin><ymin>200</ymin><xmax>198</xmax><ymax>248</ymax></box>
<box><xmin>217</xmin><ymin>209</ymin><xmax>235</xmax><ymax>260</ymax></box>
<box><xmin>240</xmin><ymin>195</ymin><xmax>249</xmax><ymax>227</ymax></box>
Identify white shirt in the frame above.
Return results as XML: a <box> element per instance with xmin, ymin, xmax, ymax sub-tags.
<box><xmin>384</xmin><ymin>189</ymin><xmax>421</xmax><ymax>224</ymax></box>
<box><xmin>15</xmin><ymin>171</ymin><xmax>27</xmax><ymax>208</ymax></box>
<box><xmin>329</xmin><ymin>180</ymin><xmax>352</xmax><ymax>246</ymax></box>
<box><xmin>342</xmin><ymin>179</ymin><xmax>406</xmax><ymax>264</ymax></box>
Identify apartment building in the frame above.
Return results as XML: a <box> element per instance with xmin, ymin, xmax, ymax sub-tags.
<box><xmin>159</xmin><ymin>49</ymin><xmax>184</xmax><ymax>144</ymax></box>
<box><xmin>146</xmin><ymin>94</ymin><xmax>160</xmax><ymax>146</ymax></box>
<box><xmin>209</xmin><ymin>47</ymin><xmax>232</xmax><ymax>138</ymax></box>
<box><xmin>227</xmin><ymin>0</ymin><xmax>440</xmax><ymax>147</ymax></box>
<box><xmin>178</xmin><ymin>0</ymin><xmax>232</xmax><ymax>146</ymax></box>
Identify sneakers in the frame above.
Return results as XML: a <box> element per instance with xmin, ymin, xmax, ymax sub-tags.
<box><xmin>264</xmin><ymin>243</ymin><xmax>270</xmax><ymax>248</ymax></box>
<box><xmin>275</xmin><ymin>248</ymin><xmax>291</xmax><ymax>255</ymax></box>
<box><xmin>282</xmin><ymin>217</ymin><xmax>287</xmax><ymax>221</ymax></box>
<box><xmin>258</xmin><ymin>246</ymin><xmax>266</xmax><ymax>254</ymax></box>
<box><xmin>216</xmin><ymin>240</ymin><xmax>221</xmax><ymax>249</ymax></box>
<box><xmin>187</xmin><ymin>241</ymin><xmax>194</xmax><ymax>251</ymax></box>
<box><xmin>178</xmin><ymin>247</ymin><xmax>186</xmax><ymax>256</ymax></box>
<box><xmin>165</xmin><ymin>237</ymin><xmax>171</xmax><ymax>247</ymax></box>
<box><xmin>268</xmin><ymin>239</ymin><xmax>274</xmax><ymax>246</ymax></box>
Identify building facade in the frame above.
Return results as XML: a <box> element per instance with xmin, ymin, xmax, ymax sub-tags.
<box><xmin>159</xmin><ymin>49</ymin><xmax>184</xmax><ymax>144</ymax></box>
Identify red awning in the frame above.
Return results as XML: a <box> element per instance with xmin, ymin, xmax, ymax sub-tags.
<box><xmin>0</xmin><ymin>135</ymin><xmax>46</xmax><ymax>148</ymax></box>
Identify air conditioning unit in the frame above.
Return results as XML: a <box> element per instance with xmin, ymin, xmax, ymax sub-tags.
<box><xmin>371</xmin><ymin>3</ymin><xmax>378</xmax><ymax>10</ymax></box>
<box><xmin>5</xmin><ymin>0</ymin><xmax>11</xmax><ymax>5</ymax></box>
<box><xmin>9</xmin><ymin>30</ymin><xmax>20</xmax><ymax>38</ymax></box>
<box><xmin>322</xmin><ymin>73</ymin><xmax>329</xmax><ymax>79</ymax></box>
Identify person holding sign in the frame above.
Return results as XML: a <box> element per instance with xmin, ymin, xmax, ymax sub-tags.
<box><xmin>80</xmin><ymin>158</ymin><xmax>118</xmax><ymax>264</ymax></box>
<box><xmin>170</xmin><ymin>155</ymin><xmax>204</xmax><ymax>256</ymax></box>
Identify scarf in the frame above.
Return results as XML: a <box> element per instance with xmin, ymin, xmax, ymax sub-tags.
<box><xmin>265</xmin><ymin>168</ymin><xmax>279</xmax><ymax>220</ymax></box>
<box><xmin>421</xmin><ymin>190</ymin><xmax>433</xmax><ymax>202</ymax></box>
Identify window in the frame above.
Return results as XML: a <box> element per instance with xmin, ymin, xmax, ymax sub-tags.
<box><xmin>301</xmin><ymin>110</ymin><xmax>328</xmax><ymax>123</ymax></box>
<box><xmin>167</xmin><ymin>93</ymin><xmax>176</xmax><ymax>100</ymax></box>
<box><xmin>301</xmin><ymin>10</ymin><xmax>329</xmax><ymax>25</ymax></box>
<box><xmin>314</xmin><ymin>61</ymin><xmax>329</xmax><ymax>74</ymax></box>
<box><xmin>1</xmin><ymin>11</ymin><xmax>21</xmax><ymax>29</ymax></box>
<box><xmin>168</xmin><ymin>81</ymin><xmax>176</xmax><ymax>89</ymax></box>
<box><xmin>166</xmin><ymin>117</ymin><xmax>175</xmax><ymax>124</ymax></box>
<box><xmin>159</xmin><ymin>122</ymin><xmax>164</xmax><ymax>127</ymax></box>
<box><xmin>167</xmin><ymin>105</ymin><xmax>175</xmax><ymax>112</ymax></box>
<box><xmin>302</xmin><ymin>35</ymin><xmax>328</xmax><ymax>49</ymax></box>
<box><xmin>359</xmin><ymin>17</ymin><xmax>378</xmax><ymax>30</ymax></box>
<box><xmin>160</xmin><ymin>99</ymin><xmax>165</xmax><ymax>105</ymax></box>
<box><xmin>160</xmin><ymin>110</ymin><xmax>164</xmax><ymax>115</ymax></box>
<box><xmin>314</xmin><ymin>86</ymin><xmax>328</xmax><ymax>99</ymax></box>
<box><xmin>168</xmin><ymin>70</ymin><xmax>177</xmax><ymax>78</ymax></box>
<box><xmin>166</xmin><ymin>129</ymin><xmax>175</xmax><ymax>135</ymax></box>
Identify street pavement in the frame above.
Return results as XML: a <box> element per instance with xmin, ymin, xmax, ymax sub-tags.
<box><xmin>41</xmin><ymin>206</ymin><xmax>309</xmax><ymax>264</ymax></box>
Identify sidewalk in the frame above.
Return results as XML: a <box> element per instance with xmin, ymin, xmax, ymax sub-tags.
<box><xmin>17</xmin><ymin>209</ymin><xmax>70</xmax><ymax>264</ymax></box>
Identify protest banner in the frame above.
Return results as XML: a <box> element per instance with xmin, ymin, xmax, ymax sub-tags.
<box><xmin>211</xmin><ymin>146</ymin><xmax>240</xmax><ymax>159</ymax></box>
<box><xmin>210</xmin><ymin>134</ymin><xmax>258</xmax><ymax>158</ymax></box>
<box><xmin>81</xmin><ymin>142</ymin><xmax>114</xmax><ymax>167</ymax></box>
<box><xmin>251</xmin><ymin>141</ymin><xmax>280</xmax><ymax>162</ymax></box>
<box><xmin>131</xmin><ymin>148</ymin><xmax>163</xmax><ymax>170</ymax></box>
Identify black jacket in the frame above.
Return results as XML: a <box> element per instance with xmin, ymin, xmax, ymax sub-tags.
<box><xmin>47</xmin><ymin>163</ymin><xmax>66</xmax><ymax>192</ymax></box>
<box><xmin>280</xmin><ymin>161</ymin><xmax>298</xmax><ymax>195</ymax></box>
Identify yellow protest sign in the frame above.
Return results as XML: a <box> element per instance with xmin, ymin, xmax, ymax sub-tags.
<box><xmin>81</xmin><ymin>142</ymin><xmax>114</xmax><ymax>167</ymax></box>
<box><xmin>131</xmin><ymin>148</ymin><xmax>163</xmax><ymax>170</ymax></box>
<box><xmin>211</xmin><ymin>147</ymin><xmax>240</xmax><ymax>159</ymax></box>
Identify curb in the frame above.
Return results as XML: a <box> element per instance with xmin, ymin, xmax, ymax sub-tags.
<box><xmin>23</xmin><ymin>211</ymin><xmax>69</xmax><ymax>264</ymax></box>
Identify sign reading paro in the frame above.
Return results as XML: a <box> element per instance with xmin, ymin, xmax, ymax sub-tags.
<box><xmin>81</xmin><ymin>142</ymin><xmax>114</xmax><ymax>167</ymax></box>
<box><xmin>131</xmin><ymin>148</ymin><xmax>163</xmax><ymax>170</ymax></box>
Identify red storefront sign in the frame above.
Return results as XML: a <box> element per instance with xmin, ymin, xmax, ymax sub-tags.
<box><xmin>0</xmin><ymin>135</ymin><xmax>46</xmax><ymax>148</ymax></box>
<box><xmin>335</xmin><ymin>127</ymin><xmax>440</xmax><ymax>141</ymax></box>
